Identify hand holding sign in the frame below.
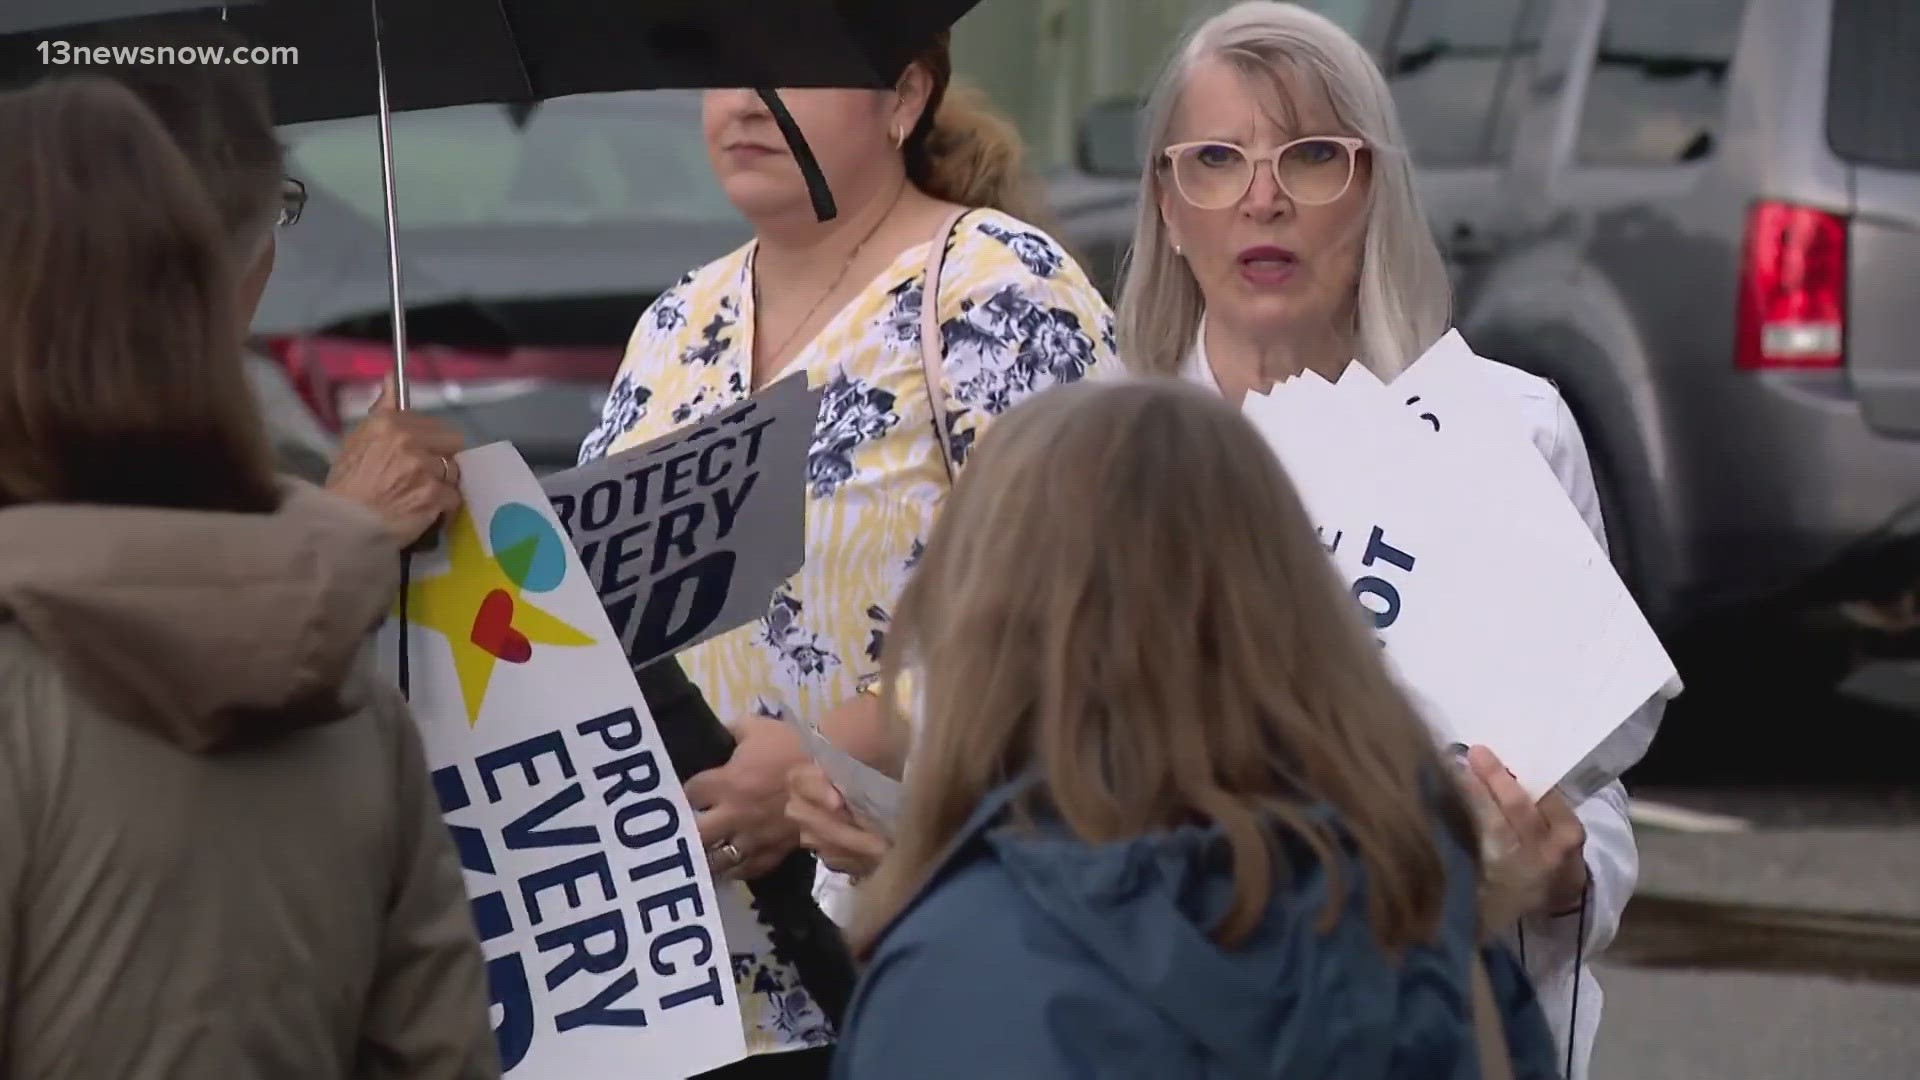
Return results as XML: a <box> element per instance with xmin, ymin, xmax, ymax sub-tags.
<box><xmin>792</xmin><ymin>720</ymin><xmax>901</xmax><ymax>838</ymax></box>
<box><xmin>786</xmin><ymin>757</ymin><xmax>892</xmax><ymax>880</ymax></box>
<box><xmin>1463</xmin><ymin>744</ymin><xmax>1589</xmax><ymax>922</ymax></box>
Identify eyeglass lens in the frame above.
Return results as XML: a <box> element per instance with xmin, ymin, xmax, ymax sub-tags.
<box><xmin>278</xmin><ymin>178</ymin><xmax>306</xmax><ymax>227</ymax></box>
<box><xmin>1170</xmin><ymin>139</ymin><xmax>1355</xmax><ymax>209</ymax></box>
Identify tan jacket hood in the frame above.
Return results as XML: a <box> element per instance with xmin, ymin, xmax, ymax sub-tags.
<box><xmin>0</xmin><ymin>480</ymin><xmax>399</xmax><ymax>751</ymax></box>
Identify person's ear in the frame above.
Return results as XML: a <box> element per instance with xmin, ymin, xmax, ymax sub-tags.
<box><xmin>891</xmin><ymin>62</ymin><xmax>934</xmax><ymax>140</ymax></box>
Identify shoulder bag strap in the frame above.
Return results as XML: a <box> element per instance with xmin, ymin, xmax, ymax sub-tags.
<box><xmin>1470</xmin><ymin>951</ymin><xmax>1516</xmax><ymax>1080</ymax></box>
<box><xmin>919</xmin><ymin>208</ymin><xmax>970</xmax><ymax>484</ymax></box>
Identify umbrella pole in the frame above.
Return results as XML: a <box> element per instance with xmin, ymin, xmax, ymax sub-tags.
<box><xmin>366</xmin><ymin>0</ymin><xmax>420</xmax><ymax>701</ymax></box>
<box><xmin>369</xmin><ymin>0</ymin><xmax>411</xmax><ymax>408</ymax></box>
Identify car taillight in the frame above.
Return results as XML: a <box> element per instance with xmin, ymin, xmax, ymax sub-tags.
<box><xmin>1736</xmin><ymin>201</ymin><xmax>1848</xmax><ymax>370</ymax></box>
<box><xmin>257</xmin><ymin>335</ymin><xmax>398</xmax><ymax>432</ymax></box>
<box><xmin>255</xmin><ymin>335</ymin><xmax>627</xmax><ymax>433</ymax></box>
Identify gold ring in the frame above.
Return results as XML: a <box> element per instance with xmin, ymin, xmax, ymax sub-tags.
<box><xmin>718</xmin><ymin>840</ymin><xmax>742</xmax><ymax>867</ymax></box>
<box><xmin>438</xmin><ymin>456</ymin><xmax>453</xmax><ymax>483</ymax></box>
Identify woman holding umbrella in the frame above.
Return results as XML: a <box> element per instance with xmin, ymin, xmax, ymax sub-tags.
<box><xmin>574</xmin><ymin>29</ymin><xmax>1118</xmax><ymax>1078</ymax></box>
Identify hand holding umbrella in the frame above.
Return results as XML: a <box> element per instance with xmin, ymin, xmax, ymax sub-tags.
<box><xmin>323</xmin><ymin>371</ymin><xmax>465</xmax><ymax>546</ymax></box>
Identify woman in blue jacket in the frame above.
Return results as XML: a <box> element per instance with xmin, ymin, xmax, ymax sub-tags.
<box><xmin>828</xmin><ymin>379</ymin><xmax>1560</xmax><ymax>1079</ymax></box>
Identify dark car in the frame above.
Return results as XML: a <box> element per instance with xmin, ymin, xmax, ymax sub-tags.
<box><xmin>252</xmin><ymin>90</ymin><xmax>750</xmax><ymax>474</ymax></box>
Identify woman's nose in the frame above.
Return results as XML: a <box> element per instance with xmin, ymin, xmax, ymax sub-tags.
<box><xmin>712</xmin><ymin>86</ymin><xmax>767</xmax><ymax>116</ymax></box>
<box><xmin>1240</xmin><ymin>162</ymin><xmax>1291</xmax><ymax>221</ymax></box>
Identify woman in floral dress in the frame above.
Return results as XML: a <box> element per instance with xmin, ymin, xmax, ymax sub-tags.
<box><xmin>574</xmin><ymin>32</ymin><xmax>1118</xmax><ymax>1080</ymax></box>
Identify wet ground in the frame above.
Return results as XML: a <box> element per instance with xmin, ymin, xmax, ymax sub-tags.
<box><xmin>1590</xmin><ymin>661</ymin><xmax>1920</xmax><ymax>1079</ymax></box>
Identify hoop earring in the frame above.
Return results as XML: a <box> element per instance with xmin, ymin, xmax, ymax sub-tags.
<box><xmin>892</xmin><ymin>126</ymin><xmax>906</xmax><ymax>150</ymax></box>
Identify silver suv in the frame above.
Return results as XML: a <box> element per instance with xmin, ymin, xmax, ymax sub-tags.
<box><xmin>1057</xmin><ymin>0</ymin><xmax>1920</xmax><ymax>694</ymax></box>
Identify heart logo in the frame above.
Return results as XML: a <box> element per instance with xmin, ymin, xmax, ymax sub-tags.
<box><xmin>470</xmin><ymin>588</ymin><xmax>532</xmax><ymax>663</ymax></box>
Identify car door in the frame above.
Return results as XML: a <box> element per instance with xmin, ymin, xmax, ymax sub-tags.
<box><xmin>1376</xmin><ymin>0</ymin><xmax>1559</xmax><ymax>293</ymax></box>
<box><xmin>1829</xmin><ymin>0</ymin><xmax>1920</xmax><ymax>439</ymax></box>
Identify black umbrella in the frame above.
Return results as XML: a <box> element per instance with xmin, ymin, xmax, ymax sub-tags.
<box><xmin>4</xmin><ymin>0</ymin><xmax>984</xmax><ymax>220</ymax></box>
<box><xmin>11</xmin><ymin>0</ymin><xmax>981</xmax><ymax>114</ymax></box>
<box><xmin>5</xmin><ymin>0</ymin><xmax>984</xmax><ymax>395</ymax></box>
<box><xmin>8</xmin><ymin>0</ymin><xmax>979</xmax><ymax>94</ymax></box>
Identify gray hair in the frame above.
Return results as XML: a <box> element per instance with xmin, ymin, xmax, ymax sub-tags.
<box><xmin>1116</xmin><ymin>1</ymin><xmax>1451</xmax><ymax>378</ymax></box>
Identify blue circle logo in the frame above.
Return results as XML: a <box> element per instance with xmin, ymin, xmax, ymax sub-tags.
<box><xmin>488</xmin><ymin>502</ymin><xmax>568</xmax><ymax>594</ymax></box>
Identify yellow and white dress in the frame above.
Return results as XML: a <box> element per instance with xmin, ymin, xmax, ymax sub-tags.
<box><xmin>578</xmin><ymin>208</ymin><xmax>1118</xmax><ymax>1055</ymax></box>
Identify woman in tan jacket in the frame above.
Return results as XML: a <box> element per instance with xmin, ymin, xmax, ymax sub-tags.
<box><xmin>0</xmin><ymin>78</ymin><xmax>498</xmax><ymax>1079</ymax></box>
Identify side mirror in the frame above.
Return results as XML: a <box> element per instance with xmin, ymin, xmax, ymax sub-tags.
<box><xmin>1075</xmin><ymin>97</ymin><xmax>1145</xmax><ymax>179</ymax></box>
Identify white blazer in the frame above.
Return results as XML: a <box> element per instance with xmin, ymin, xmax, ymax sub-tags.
<box><xmin>1180</xmin><ymin>329</ymin><xmax>1660</xmax><ymax>1080</ymax></box>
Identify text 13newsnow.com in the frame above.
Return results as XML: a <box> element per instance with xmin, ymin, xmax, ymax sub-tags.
<box><xmin>38</xmin><ymin>42</ymin><xmax>299</xmax><ymax>66</ymax></box>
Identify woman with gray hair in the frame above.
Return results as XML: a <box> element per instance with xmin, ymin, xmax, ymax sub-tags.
<box><xmin>1112</xmin><ymin>4</ymin><xmax>1658</xmax><ymax>1078</ymax></box>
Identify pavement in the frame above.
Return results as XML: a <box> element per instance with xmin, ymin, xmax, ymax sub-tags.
<box><xmin>1592</xmin><ymin>965</ymin><xmax>1919</xmax><ymax>1079</ymax></box>
<box><xmin>1585</xmin><ymin>663</ymin><xmax>1920</xmax><ymax>1079</ymax></box>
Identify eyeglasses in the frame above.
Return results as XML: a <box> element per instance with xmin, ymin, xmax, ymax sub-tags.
<box><xmin>1161</xmin><ymin>136</ymin><xmax>1366</xmax><ymax>210</ymax></box>
<box><xmin>278</xmin><ymin>176</ymin><xmax>306</xmax><ymax>227</ymax></box>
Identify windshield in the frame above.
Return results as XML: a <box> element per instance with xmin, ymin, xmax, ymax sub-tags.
<box><xmin>1828</xmin><ymin>0</ymin><xmax>1920</xmax><ymax>171</ymax></box>
<box><xmin>281</xmin><ymin>90</ymin><xmax>741</xmax><ymax>228</ymax></box>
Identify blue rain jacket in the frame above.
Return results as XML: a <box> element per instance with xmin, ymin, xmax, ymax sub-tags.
<box><xmin>833</xmin><ymin>783</ymin><xmax>1561</xmax><ymax>1079</ymax></box>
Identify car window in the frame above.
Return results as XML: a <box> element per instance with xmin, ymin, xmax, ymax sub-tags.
<box><xmin>282</xmin><ymin>91</ymin><xmax>737</xmax><ymax>228</ymax></box>
<box><xmin>1828</xmin><ymin>0</ymin><xmax>1920</xmax><ymax>171</ymax></box>
<box><xmin>1382</xmin><ymin>0</ymin><xmax>1548</xmax><ymax>168</ymax></box>
<box><xmin>954</xmin><ymin>0</ymin><xmax>1392</xmax><ymax>176</ymax></box>
<box><xmin>1298</xmin><ymin>0</ymin><xmax>1388</xmax><ymax>34</ymax></box>
<box><xmin>1575</xmin><ymin>0</ymin><xmax>1750</xmax><ymax>166</ymax></box>
<box><xmin>506</xmin><ymin>99</ymin><xmax>738</xmax><ymax>224</ymax></box>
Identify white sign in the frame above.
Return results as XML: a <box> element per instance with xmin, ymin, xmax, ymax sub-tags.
<box><xmin>1243</xmin><ymin>331</ymin><xmax>1678</xmax><ymax>797</ymax></box>
<box><xmin>380</xmin><ymin>442</ymin><xmax>746</xmax><ymax>1079</ymax></box>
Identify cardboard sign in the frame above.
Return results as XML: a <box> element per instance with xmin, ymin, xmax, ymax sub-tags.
<box><xmin>1242</xmin><ymin>334</ymin><xmax>1678</xmax><ymax>797</ymax></box>
<box><xmin>380</xmin><ymin>442</ymin><xmax>746</xmax><ymax>1079</ymax></box>
<box><xmin>542</xmin><ymin>374</ymin><xmax>821</xmax><ymax>670</ymax></box>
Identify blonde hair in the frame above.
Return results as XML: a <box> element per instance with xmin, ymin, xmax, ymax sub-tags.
<box><xmin>1117</xmin><ymin>1</ymin><xmax>1451</xmax><ymax>378</ymax></box>
<box><xmin>902</xmin><ymin>33</ymin><xmax>1041</xmax><ymax>223</ymax></box>
<box><xmin>853</xmin><ymin>379</ymin><xmax>1473</xmax><ymax>956</ymax></box>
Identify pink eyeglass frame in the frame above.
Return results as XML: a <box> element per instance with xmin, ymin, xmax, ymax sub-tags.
<box><xmin>1161</xmin><ymin>135</ymin><xmax>1368</xmax><ymax>208</ymax></box>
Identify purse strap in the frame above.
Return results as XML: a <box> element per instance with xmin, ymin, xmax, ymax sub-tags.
<box><xmin>1470</xmin><ymin>952</ymin><xmax>1516</xmax><ymax>1080</ymax></box>
<box><xmin>918</xmin><ymin>207</ymin><xmax>970</xmax><ymax>484</ymax></box>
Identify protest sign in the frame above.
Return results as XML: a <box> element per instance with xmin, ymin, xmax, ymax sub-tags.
<box><xmin>542</xmin><ymin>374</ymin><xmax>821</xmax><ymax>670</ymax></box>
<box><xmin>1389</xmin><ymin>331</ymin><xmax>1542</xmax><ymax>448</ymax></box>
<box><xmin>380</xmin><ymin>442</ymin><xmax>746</xmax><ymax>1079</ymax></box>
<box><xmin>1337</xmin><ymin>359</ymin><xmax>1384</xmax><ymax>389</ymax></box>
<box><xmin>1241</xmin><ymin>334</ymin><xmax>1678</xmax><ymax>797</ymax></box>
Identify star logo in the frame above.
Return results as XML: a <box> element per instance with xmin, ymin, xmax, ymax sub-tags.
<box><xmin>403</xmin><ymin>500</ymin><xmax>595</xmax><ymax>726</ymax></box>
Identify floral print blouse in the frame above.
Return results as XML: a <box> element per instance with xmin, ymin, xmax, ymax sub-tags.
<box><xmin>577</xmin><ymin>208</ymin><xmax>1118</xmax><ymax>1056</ymax></box>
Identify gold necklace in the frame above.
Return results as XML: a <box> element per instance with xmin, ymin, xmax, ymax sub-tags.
<box><xmin>753</xmin><ymin>180</ymin><xmax>907</xmax><ymax>377</ymax></box>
